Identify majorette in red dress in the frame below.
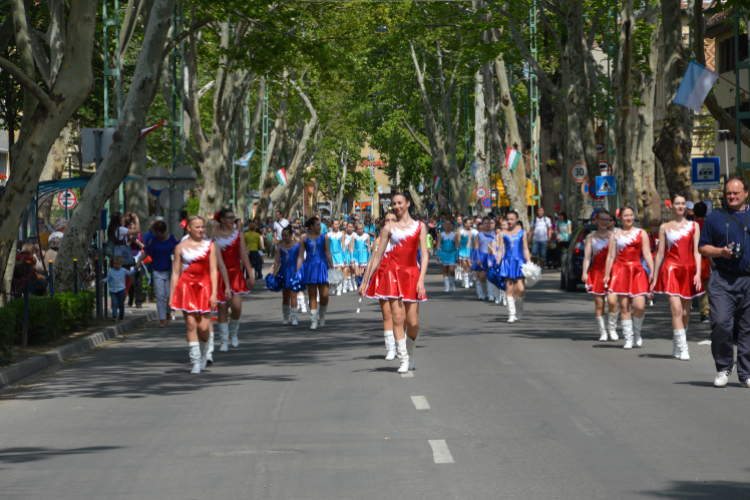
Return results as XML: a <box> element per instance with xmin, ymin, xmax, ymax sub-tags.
<box><xmin>607</xmin><ymin>230</ymin><xmax>650</xmax><ymax>297</ymax></box>
<box><xmin>366</xmin><ymin>220</ymin><xmax>427</xmax><ymax>302</ymax></box>
<box><xmin>653</xmin><ymin>222</ymin><xmax>705</xmax><ymax>299</ymax></box>
<box><xmin>586</xmin><ymin>235</ymin><xmax>609</xmax><ymax>295</ymax></box>
<box><xmin>365</xmin><ymin>239</ymin><xmax>392</xmax><ymax>299</ymax></box>
<box><xmin>214</xmin><ymin>229</ymin><xmax>250</xmax><ymax>303</ymax></box>
<box><xmin>171</xmin><ymin>239</ymin><xmax>214</xmax><ymax>314</ymax></box>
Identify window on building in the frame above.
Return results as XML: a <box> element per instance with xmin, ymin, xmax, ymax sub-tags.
<box><xmin>722</xmin><ymin>104</ymin><xmax>750</xmax><ymax>142</ymax></box>
<box><xmin>0</xmin><ymin>153</ymin><xmax>7</xmax><ymax>177</ymax></box>
<box><xmin>719</xmin><ymin>34</ymin><xmax>749</xmax><ymax>73</ymax></box>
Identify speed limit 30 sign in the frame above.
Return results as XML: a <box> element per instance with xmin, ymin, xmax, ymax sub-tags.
<box><xmin>569</xmin><ymin>162</ymin><xmax>588</xmax><ymax>183</ymax></box>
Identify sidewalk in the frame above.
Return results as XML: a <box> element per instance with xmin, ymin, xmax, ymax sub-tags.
<box><xmin>0</xmin><ymin>305</ymin><xmax>157</xmax><ymax>391</ymax></box>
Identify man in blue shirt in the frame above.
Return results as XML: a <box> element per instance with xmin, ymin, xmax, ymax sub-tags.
<box><xmin>699</xmin><ymin>177</ymin><xmax>750</xmax><ymax>388</ymax></box>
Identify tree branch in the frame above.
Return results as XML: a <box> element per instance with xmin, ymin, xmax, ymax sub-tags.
<box><xmin>161</xmin><ymin>18</ymin><xmax>213</xmax><ymax>60</ymax></box>
<box><xmin>401</xmin><ymin>117</ymin><xmax>433</xmax><ymax>158</ymax></box>
<box><xmin>538</xmin><ymin>4</ymin><xmax>564</xmax><ymax>55</ymax></box>
<box><xmin>0</xmin><ymin>56</ymin><xmax>54</xmax><ymax>111</ymax></box>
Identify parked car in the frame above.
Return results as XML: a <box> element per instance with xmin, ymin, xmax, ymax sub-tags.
<box><xmin>560</xmin><ymin>222</ymin><xmax>598</xmax><ymax>292</ymax></box>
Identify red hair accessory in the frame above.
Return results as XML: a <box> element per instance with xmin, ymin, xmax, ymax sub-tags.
<box><xmin>180</xmin><ymin>220</ymin><xmax>187</xmax><ymax>230</ymax></box>
<box><xmin>214</xmin><ymin>212</ymin><xmax>220</xmax><ymax>221</ymax></box>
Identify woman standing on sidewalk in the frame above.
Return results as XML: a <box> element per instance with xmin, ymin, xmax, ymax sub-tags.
<box><xmin>171</xmin><ymin>216</ymin><xmax>230</xmax><ymax>374</ymax></box>
<box><xmin>581</xmin><ymin>211</ymin><xmax>619</xmax><ymax>341</ymax></box>
<box><xmin>297</xmin><ymin>217</ymin><xmax>333</xmax><ymax>329</ymax></box>
<box><xmin>364</xmin><ymin>192</ymin><xmax>428</xmax><ymax>374</ymax></box>
<box><xmin>650</xmin><ymin>195</ymin><xmax>704</xmax><ymax>360</ymax></box>
<box><xmin>213</xmin><ymin>209</ymin><xmax>255</xmax><ymax>352</ymax></box>
<box><xmin>498</xmin><ymin>210</ymin><xmax>531</xmax><ymax>323</ymax></box>
<box><xmin>272</xmin><ymin>226</ymin><xmax>302</xmax><ymax>325</ymax></box>
<box><xmin>604</xmin><ymin>207</ymin><xmax>654</xmax><ymax>350</ymax></box>
<box><xmin>362</xmin><ymin>210</ymin><xmax>398</xmax><ymax>360</ymax></box>
<box><xmin>144</xmin><ymin>221</ymin><xmax>178</xmax><ymax>328</ymax></box>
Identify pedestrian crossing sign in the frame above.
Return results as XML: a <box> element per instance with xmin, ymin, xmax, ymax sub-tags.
<box><xmin>595</xmin><ymin>175</ymin><xmax>616</xmax><ymax>196</ymax></box>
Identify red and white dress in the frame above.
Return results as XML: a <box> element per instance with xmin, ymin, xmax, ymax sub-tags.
<box><xmin>366</xmin><ymin>220</ymin><xmax>426</xmax><ymax>302</ymax></box>
<box><xmin>365</xmin><ymin>240</ymin><xmax>393</xmax><ymax>299</ymax></box>
<box><xmin>586</xmin><ymin>236</ymin><xmax>609</xmax><ymax>295</ymax></box>
<box><xmin>653</xmin><ymin>222</ymin><xmax>704</xmax><ymax>299</ymax></box>
<box><xmin>607</xmin><ymin>230</ymin><xmax>650</xmax><ymax>297</ymax></box>
<box><xmin>171</xmin><ymin>239</ymin><xmax>214</xmax><ymax>313</ymax></box>
<box><xmin>214</xmin><ymin>230</ymin><xmax>250</xmax><ymax>303</ymax></box>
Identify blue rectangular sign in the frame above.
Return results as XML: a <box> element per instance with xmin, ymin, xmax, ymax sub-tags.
<box><xmin>692</xmin><ymin>157</ymin><xmax>720</xmax><ymax>188</ymax></box>
<box><xmin>595</xmin><ymin>175</ymin><xmax>616</xmax><ymax>196</ymax></box>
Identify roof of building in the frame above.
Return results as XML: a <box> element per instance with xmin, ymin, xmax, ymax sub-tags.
<box><xmin>705</xmin><ymin>6</ymin><xmax>734</xmax><ymax>38</ymax></box>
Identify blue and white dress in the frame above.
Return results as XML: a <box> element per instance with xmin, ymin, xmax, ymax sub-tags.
<box><xmin>458</xmin><ymin>228</ymin><xmax>474</xmax><ymax>260</ymax></box>
<box><xmin>471</xmin><ymin>232</ymin><xmax>495</xmax><ymax>272</ymax></box>
<box><xmin>303</xmin><ymin>234</ymin><xmax>329</xmax><ymax>284</ymax></box>
<box><xmin>352</xmin><ymin>234</ymin><xmax>370</xmax><ymax>265</ymax></box>
<box><xmin>500</xmin><ymin>230</ymin><xmax>526</xmax><ymax>280</ymax></box>
<box><xmin>437</xmin><ymin>231</ymin><xmax>458</xmax><ymax>266</ymax></box>
<box><xmin>344</xmin><ymin>233</ymin><xmax>354</xmax><ymax>265</ymax></box>
<box><xmin>279</xmin><ymin>244</ymin><xmax>301</xmax><ymax>289</ymax></box>
<box><xmin>329</xmin><ymin>232</ymin><xmax>347</xmax><ymax>267</ymax></box>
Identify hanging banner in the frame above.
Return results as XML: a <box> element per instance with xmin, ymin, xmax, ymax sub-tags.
<box><xmin>276</xmin><ymin>168</ymin><xmax>288</xmax><ymax>186</ymax></box>
<box><xmin>505</xmin><ymin>148</ymin><xmax>521</xmax><ymax>169</ymax></box>
<box><xmin>433</xmin><ymin>175</ymin><xmax>442</xmax><ymax>190</ymax></box>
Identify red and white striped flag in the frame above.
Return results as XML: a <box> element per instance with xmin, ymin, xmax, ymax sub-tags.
<box><xmin>140</xmin><ymin>120</ymin><xmax>167</xmax><ymax>138</ymax></box>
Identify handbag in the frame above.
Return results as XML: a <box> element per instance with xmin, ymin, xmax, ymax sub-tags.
<box><xmin>113</xmin><ymin>236</ymin><xmax>136</xmax><ymax>267</ymax></box>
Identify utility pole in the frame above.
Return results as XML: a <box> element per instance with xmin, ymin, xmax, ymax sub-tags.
<box><xmin>529</xmin><ymin>0</ymin><xmax>541</xmax><ymax>209</ymax></box>
<box><xmin>103</xmin><ymin>0</ymin><xmax>123</xmax><ymax>213</ymax></box>
<box><xmin>170</xmin><ymin>0</ymin><xmax>185</xmax><ymax>234</ymax></box>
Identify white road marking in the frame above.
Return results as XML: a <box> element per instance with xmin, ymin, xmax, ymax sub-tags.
<box><xmin>570</xmin><ymin>415</ymin><xmax>603</xmax><ymax>437</ymax></box>
<box><xmin>411</xmin><ymin>396</ymin><xmax>430</xmax><ymax>410</ymax></box>
<box><xmin>428</xmin><ymin>440</ymin><xmax>455</xmax><ymax>464</ymax></box>
<box><xmin>401</xmin><ymin>372</ymin><xmax>414</xmax><ymax>378</ymax></box>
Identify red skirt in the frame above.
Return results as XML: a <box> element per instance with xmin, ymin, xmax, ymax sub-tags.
<box><xmin>607</xmin><ymin>261</ymin><xmax>649</xmax><ymax>297</ymax></box>
<box><xmin>366</xmin><ymin>264</ymin><xmax>426</xmax><ymax>302</ymax></box>
<box><xmin>654</xmin><ymin>260</ymin><xmax>704</xmax><ymax>299</ymax></box>
<box><xmin>218</xmin><ymin>266</ymin><xmax>250</xmax><ymax>303</ymax></box>
<box><xmin>171</xmin><ymin>273</ymin><xmax>213</xmax><ymax>313</ymax></box>
<box><xmin>586</xmin><ymin>267</ymin><xmax>606</xmax><ymax>295</ymax></box>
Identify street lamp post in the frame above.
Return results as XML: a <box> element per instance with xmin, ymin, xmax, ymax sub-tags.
<box><xmin>718</xmin><ymin>129</ymin><xmax>731</xmax><ymax>179</ymax></box>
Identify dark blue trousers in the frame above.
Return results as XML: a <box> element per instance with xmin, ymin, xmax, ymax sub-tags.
<box><xmin>708</xmin><ymin>271</ymin><xmax>750</xmax><ymax>380</ymax></box>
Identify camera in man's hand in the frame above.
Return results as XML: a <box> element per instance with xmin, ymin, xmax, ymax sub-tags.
<box><xmin>730</xmin><ymin>242</ymin><xmax>744</xmax><ymax>261</ymax></box>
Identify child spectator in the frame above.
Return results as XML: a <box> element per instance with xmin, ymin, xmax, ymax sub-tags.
<box><xmin>102</xmin><ymin>255</ymin><xmax>142</xmax><ymax>322</ymax></box>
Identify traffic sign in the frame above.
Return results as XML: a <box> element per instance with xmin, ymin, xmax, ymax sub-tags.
<box><xmin>475</xmin><ymin>187</ymin><xmax>488</xmax><ymax>199</ymax></box>
<box><xmin>582</xmin><ymin>179</ymin><xmax>604</xmax><ymax>200</ymax></box>
<box><xmin>57</xmin><ymin>190</ymin><xmax>77</xmax><ymax>209</ymax></box>
<box><xmin>599</xmin><ymin>160</ymin><xmax>613</xmax><ymax>176</ymax></box>
<box><xmin>596</xmin><ymin>175</ymin><xmax>616</xmax><ymax>196</ymax></box>
<box><xmin>692</xmin><ymin>157</ymin><xmax>720</xmax><ymax>190</ymax></box>
<box><xmin>596</xmin><ymin>143</ymin><xmax>606</xmax><ymax>155</ymax></box>
<box><xmin>570</xmin><ymin>162</ymin><xmax>588</xmax><ymax>182</ymax></box>
<box><xmin>482</xmin><ymin>197</ymin><xmax>492</xmax><ymax>209</ymax></box>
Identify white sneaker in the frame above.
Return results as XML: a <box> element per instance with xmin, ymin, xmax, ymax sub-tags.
<box><xmin>715</xmin><ymin>369</ymin><xmax>733</xmax><ymax>387</ymax></box>
<box><xmin>740</xmin><ymin>379</ymin><xmax>750</xmax><ymax>388</ymax></box>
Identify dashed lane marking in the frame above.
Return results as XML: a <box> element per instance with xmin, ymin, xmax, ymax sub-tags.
<box><xmin>401</xmin><ymin>372</ymin><xmax>414</xmax><ymax>378</ymax></box>
<box><xmin>411</xmin><ymin>396</ymin><xmax>430</xmax><ymax>410</ymax></box>
<box><xmin>428</xmin><ymin>440</ymin><xmax>455</xmax><ymax>464</ymax></box>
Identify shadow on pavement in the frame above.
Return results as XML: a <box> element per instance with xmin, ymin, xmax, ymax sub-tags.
<box><xmin>0</xmin><ymin>446</ymin><xmax>123</xmax><ymax>464</ymax></box>
<box><xmin>644</xmin><ymin>480</ymin><xmax>750</xmax><ymax>498</ymax></box>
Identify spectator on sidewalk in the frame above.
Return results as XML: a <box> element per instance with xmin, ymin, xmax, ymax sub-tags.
<box><xmin>127</xmin><ymin>219</ymin><xmax>145</xmax><ymax>309</ymax></box>
<box><xmin>144</xmin><ymin>220</ymin><xmax>178</xmax><ymax>328</ymax></box>
<box><xmin>530</xmin><ymin>206</ymin><xmax>552</xmax><ymax>269</ymax></box>
<box><xmin>13</xmin><ymin>241</ymin><xmax>48</xmax><ymax>296</ymax></box>
<box><xmin>694</xmin><ymin>201</ymin><xmax>711</xmax><ymax>323</ymax></box>
<box><xmin>273</xmin><ymin>210</ymin><xmax>290</xmax><ymax>247</ymax></box>
<box><xmin>245</xmin><ymin>221</ymin><xmax>264</xmax><ymax>280</ymax></box>
<box><xmin>101</xmin><ymin>255</ymin><xmax>142</xmax><ymax>322</ymax></box>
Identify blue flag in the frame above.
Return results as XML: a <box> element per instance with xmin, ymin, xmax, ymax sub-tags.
<box><xmin>234</xmin><ymin>149</ymin><xmax>256</xmax><ymax>166</ymax></box>
<box><xmin>673</xmin><ymin>61</ymin><xmax>719</xmax><ymax>112</ymax></box>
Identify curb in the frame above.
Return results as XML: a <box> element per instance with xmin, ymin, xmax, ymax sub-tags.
<box><xmin>0</xmin><ymin>310</ymin><xmax>158</xmax><ymax>391</ymax></box>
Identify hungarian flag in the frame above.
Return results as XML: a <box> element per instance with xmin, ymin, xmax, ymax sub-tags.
<box><xmin>140</xmin><ymin>120</ymin><xmax>167</xmax><ymax>138</ymax></box>
<box><xmin>433</xmin><ymin>175</ymin><xmax>442</xmax><ymax>190</ymax></box>
<box><xmin>276</xmin><ymin>168</ymin><xmax>288</xmax><ymax>186</ymax></box>
<box><xmin>505</xmin><ymin>147</ymin><xmax>520</xmax><ymax>169</ymax></box>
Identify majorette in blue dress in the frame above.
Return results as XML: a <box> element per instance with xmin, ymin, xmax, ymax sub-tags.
<box><xmin>344</xmin><ymin>233</ymin><xmax>354</xmax><ymax>265</ymax></box>
<box><xmin>329</xmin><ymin>232</ymin><xmax>347</xmax><ymax>267</ymax></box>
<box><xmin>352</xmin><ymin>233</ymin><xmax>370</xmax><ymax>265</ymax></box>
<box><xmin>437</xmin><ymin>231</ymin><xmax>458</xmax><ymax>266</ymax></box>
<box><xmin>500</xmin><ymin>230</ymin><xmax>526</xmax><ymax>280</ymax></box>
<box><xmin>303</xmin><ymin>233</ymin><xmax>329</xmax><ymax>284</ymax></box>
<box><xmin>458</xmin><ymin>228</ymin><xmax>474</xmax><ymax>260</ymax></box>
<box><xmin>471</xmin><ymin>231</ymin><xmax>495</xmax><ymax>271</ymax></box>
<box><xmin>279</xmin><ymin>243</ymin><xmax>301</xmax><ymax>289</ymax></box>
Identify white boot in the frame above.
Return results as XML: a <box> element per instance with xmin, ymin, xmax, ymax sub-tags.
<box><xmin>507</xmin><ymin>298</ymin><xmax>517</xmax><ymax>323</ymax></box>
<box><xmin>675</xmin><ymin>329</ymin><xmax>690</xmax><ymax>360</ymax></box>
<box><xmin>455</xmin><ymin>268</ymin><xmax>462</xmax><ymax>281</ymax></box>
<box><xmin>608</xmin><ymin>313</ymin><xmax>619</xmax><ymax>340</ymax></box>
<box><xmin>396</xmin><ymin>338</ymin><xmax>409</xmax><ymax>373</ymax></box>
<box><xmin>501</xmin><ymin>290</ymin><xmax>507</xmax><ymax>306</ymax></box>
<box><xmin>217</xmin><ymin>322</ymin><xmax>230</xmax><ymax>352</ymax></box>
<box><xmin>622</xmin><ymin>319</ymin><xmax>634</xmax><ymax>349</ymax></box>
<box><xmin>343</xmin><ymin>278</ymin><xmax>349</xmax><ymax>294</ymax></box>
<box><xmin>516</xmin><ymin>296</ymin><xmax>525</xmax><ymax>320</ymax></box>
<box><xmin>463</xmin><ymin>274</ymin><xmax>470</xmax><ymax>288</ymax></box>
<box><xmin>207</xmin><ymin>329</ymin><xmax>214</xmax><ymax>364</ymax></box>
<box><xmin>299</xmin><ymin>294</ymin><xmax>307</xmax><ymax>313</ymax></box>
<box><xmin>494</xmin><ymin>287</ymin><xmax>501</xmax><ymax>304</ymax></box>
<box><xmin>597</xmin><ymin>316</ymin><xmax>608</xmax><ymax>341</ymax></box>
<box><xmin>351</xmin><ymin>277</ymin><xmax>357</xmax><ymax>292</ymax></box>
<box><xmin>449</xmin><ymin>276</ymin><xmax>456</xmax><ymax>292</ymax></box>
<box><xmin>444</xmin><ymin>276</ymin><xmax>451</xmax><ymax>292</ymax></box>
<box><xmin>336</xmin><ymin>283</ymin><xmax>342</xmax><ymax>296</ymax></box>
<box><xmin>406</xmin><ymin>335</ymin><xmax>418</xmax><ymax>370</ymax></box>
<box><xmin>672</xmin><ymin>330</ymin><xmax>681</xmax><ymax>358</ymax></box>
<box><xmin>384</xmin><ymin>330</ymin><xmax>396</xmax><ymax>360</ymax></box>
<box><xmin>310</xmin><ymin>309</ymin><xmax>319</xmax><ymax>330</ymax></box>
<box><xmin>633</xmin><ymin>315</ymin><xmax>644</xmax><ymax>347</ymax></box>
<box><xmin>199</xmin><ymin>339</ymin><xmax>209</xmax><ymax>370</ymax></box>
<box><xmin>188</xmin><ymin>342</ymin><xmax>201</xmax><ymax>374</ymax></box>
<box><xmin>229</xmin><ymin>318</ymin><xmax>241</xmax><ymax>347</ymax></box>
<box><xmin>282</xmin><ymin>305</ymin><xmax>291</xmax><ymax>325</ymax></box>
<box><xmin>487</xmin><ymin>283</ymin><xmax>496</xmax><ymax>302</ymax></box>
<box><xmin>290</xmin><ymin>308</ymin><xmax>299</xmax><ymax>326</ymax></box>
<box><xmin>319</xmin><ymin>305</ymin><xmax>328</xmax><ymax>327</ymax></box>
<box><xmin>479</xmin><ymin>281</ymin><xmax>488</xmax><ymax>300</ymax></box>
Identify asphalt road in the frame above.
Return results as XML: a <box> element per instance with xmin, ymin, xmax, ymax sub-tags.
<box><xmin>1</xmin><ymin>260</ymin><xmax>748</xmax><ymax>499</ymax></box>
